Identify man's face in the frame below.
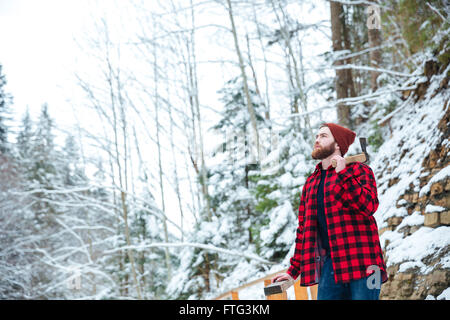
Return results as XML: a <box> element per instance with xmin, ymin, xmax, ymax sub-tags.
<box><xmin>312</xmin><ymin>126</ymin><xmax>337</xmax><ymax>160</ymax></box>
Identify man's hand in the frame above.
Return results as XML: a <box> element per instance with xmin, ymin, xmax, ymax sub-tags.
<box><xmin>271</xmin><ymin>273</ymin><xmax>294</xmax><ymax>284</ymax></box>
<box><xmin>330</xmin><ymin>155</ymin><xmax>346</xmax><ymax>173</ymax></box>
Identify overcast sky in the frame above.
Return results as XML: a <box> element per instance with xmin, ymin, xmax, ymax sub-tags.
<box><xmin>0</xmin><ymin>0</ymin><xmax>106</xmax><ymax>140</ymax></box>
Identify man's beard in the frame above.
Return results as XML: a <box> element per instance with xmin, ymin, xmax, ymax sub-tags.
<box><xmin>311</xmin><ymin>143</ymin><xmax>335</xmax><ymax>160</ymax></box>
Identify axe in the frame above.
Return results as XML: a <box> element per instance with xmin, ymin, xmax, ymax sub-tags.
<box><xmin>331</xmin><ymin>137</ymin><xmax>369</xmax><ymax>168</ymax></box>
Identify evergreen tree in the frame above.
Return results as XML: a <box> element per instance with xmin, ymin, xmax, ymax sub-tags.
<box><xmin>167</xmin><ymin>77</ymin><xmax>269</xmax><ymax>299</ymax></box>
<box><xmin>27</xmin><ymin>104</ymin><xmax>62</xmax><ymax>220</ymax></box>
<box><xmin>129</xmin><ymin>199</ymin><xmax>171</xmax><ymax>299</ymax></box>
<box><xmin>166</xmin><ymin>219</ymin><xmax>221</xmax><ymax>299</ymax></box>
<box><xmin>252</xmin><ymin>122</ymin><xmax>314</xmax><ymax>262</ymax></box>
<box><xmin>16</xmin><ymin>108</ymin><xmax>33</xmax><ymax>169</ymax></box>
<box><xmin>209</xmin><ymin>76</ymin><xmax>267</xmax><ymax>249</ymax></box>
<box><xmin>61</xmin><ymin>134</ymin><xmax>88</xmax><ymax>187</ymax></box>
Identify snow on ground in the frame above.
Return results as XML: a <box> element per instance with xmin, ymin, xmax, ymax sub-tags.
<box><xmin>382</xmin><ymin>226</ymin><xmax>450</xmax><ymax>273</ymax></box>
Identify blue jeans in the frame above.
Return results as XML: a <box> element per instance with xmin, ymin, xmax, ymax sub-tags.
<box><xmin>317</xmin><ymin>255</ymin><xmax>381</xmax><ymax>300</ymax></box>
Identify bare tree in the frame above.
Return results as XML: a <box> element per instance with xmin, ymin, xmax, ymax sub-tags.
<box><xmin>151</xmin><ymin>39</ymin><xmax>173</xmax><ymax>281</ymax></box>
<box><xmin>269</xmin><ymin>0</ymin><xmax>313</xmax><ymax>137</ymax></box>
<box><xmin>250</xmin><ymin>1</ymin><xmax>271</xmax><ymax>120</ymax></box>
<box><xmin>225</xmin><ymin>0</ymin><xmax>262</xmax><ymax>162</ymax></box>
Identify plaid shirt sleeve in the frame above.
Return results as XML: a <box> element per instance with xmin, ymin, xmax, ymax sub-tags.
<box><xmin>287</xmin><ymin>183</ymin><xmax>307</xmax><ymax>280</ymax></box>
<box><xmin>333</xmin><ymin>163</ymin><xmax>379</xmax><ymax>217</ymax></box>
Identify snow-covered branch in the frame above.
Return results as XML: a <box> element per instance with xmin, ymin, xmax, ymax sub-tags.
<box><xmin>332</xmin><ymin>64</ymin><xmax>415</xmax><ymax>77</ymax></box>
<box><xmin>271</xmin><ymin>84</ymin><xmax>418</xmax><ymax>123</ymax></box>
<box><xmin>425</xmin><ymin>2</ymin><xmax>447</xmax><ymax>22</ymax></box>
<box><xmin>327</xmin><ymin>0</ymin><xmax>391</xmax><ymax>9</ymax></box>
<box><xmin>11</xmin><ymin>184</ymin><xmax>183</xmax><ymax>234</ymax></box>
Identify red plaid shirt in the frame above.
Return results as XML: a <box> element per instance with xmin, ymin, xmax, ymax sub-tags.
<box><xmin>287</xmin><ymin>161</ymin><xmax>388</xmax><ymax>286</ymax></box>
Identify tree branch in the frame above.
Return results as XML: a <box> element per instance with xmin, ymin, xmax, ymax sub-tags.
<box><xmin>104</xmin><ymin>242</ymin><xmax>276</xmax><ymax>265</ymax></box>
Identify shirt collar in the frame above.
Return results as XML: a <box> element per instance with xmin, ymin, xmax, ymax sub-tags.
<box><xmin>314</xmin><ymin>161</ymin><xmax>334</xmax><ymax>174</ymax></box>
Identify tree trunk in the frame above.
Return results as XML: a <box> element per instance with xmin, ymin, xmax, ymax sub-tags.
<box><xmin>226</xmin><ymin>0</ymin><xmax>261</xmax><ymax>163</ymax></box>
<box><xmin>246</xmin><ymin>34</ymin><xmax>267</xmax><ymax>121</ymax></box>
<box><xmin>251</xmin><ymin>1</ymin><xmax>271</xmax><ymax>120</ymax></box>
<box><xmin>368</xmin><ymin>2</ymin><xmax>382</xmax><ymax>92</ymax></box>
<box><xmin>104</xmin><ymin>36</ymin><xmax>142</xmax><ymax>299</ymax></box>
<box><xmin>188</xmin><ymin>0</ymin><xmax>213</xmax><ymax>221</ymax></box>
<box><xmin>271</xmin><ymin>0</ymin><xmax>313</xmax><ymax>137</ymax></box>
<box><xmin>167</xmin><ymin>83</ymin><xmax>185</xmax><ymax>241</ymax></box>
<box><xmin>153</xmin><ymin>44</ymin><xmax>172</xmax><ymax>281</ymax></box>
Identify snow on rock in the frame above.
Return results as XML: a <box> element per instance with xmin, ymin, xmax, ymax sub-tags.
<box><xmin>419</xmin><ymin>165</ymin><xmax>450</xmax><ymax>197</ymax></box>
<box><xmin>437</xmin><ymin>287</ymin><xmax>450</xmax><ymax>300</ymax></box>
<box><xmin>425</xmin><ymin>204</ymin><xmax>446</xmax><ymax>213</ymax></box>
<box><xmin>383</xmin><ymin>226</ymin><xmax>450</xmax><ymax>274</ymax></box>
<box><xmin>396</xmin><ymin>211</ymin><xmax>424</xmax><ymax>230</ymax></box>
<box><xmin>377</xmin><ymin>206</ymin><xmax>408</xmax><ymax>229</ymax></box>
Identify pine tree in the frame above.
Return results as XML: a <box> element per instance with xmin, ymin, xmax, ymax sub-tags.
<box><xmin>16</xmin><ymin>108</ymin><xmax>33</xmax><ymax>168</ymax></box>
<box><xmin>61</xmin><ymin>134</ymin><xmax>88</xmax><ymax>187</ymax></box>
<box><xmin>0</xmin><ymin>64</ymin><xmax>13</xmax><ymax>154</ymax></box>
<box><xmin>251</xmin><ymin>120</ymin><xmax>314</xmax><ymax>262</ymax></box>
<box><xmin>27</xmin><ymin>104</ymin><xmax>62</xmax><ymax>219</ymax></box>
<box><xmin>166</xmin><ymin>77</ymin><xmax>268</xmax><ymax>298</ymax></box>
<box><xmin>129</xmin><ymin>201</ymin><xmax>172</xmax><ymax>299</ymax></box>
<box><xmin>210</xmin><ymin>77</ymin><xmax>267</xmax><ymax>248</ymax></box>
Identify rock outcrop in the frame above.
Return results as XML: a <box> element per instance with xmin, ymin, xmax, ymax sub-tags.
<box><xmin>375</xmin><ymin>52</ymin><xmax>450</xmax><ymax>300</ymax></box>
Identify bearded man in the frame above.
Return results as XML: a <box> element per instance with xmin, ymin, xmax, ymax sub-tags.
<box><xmin>272</xmin><ymin>123</ymin><xmax>387</xmax><ymax>300</ymax></box>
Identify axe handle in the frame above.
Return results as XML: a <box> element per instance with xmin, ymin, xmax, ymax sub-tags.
<box><xmin>331</xmin><ymin>153</ymin><xmax>367</xmax><ymax>168</ymax></box>
<box><xmin>264</xmin><ymin>280</ymin><xmax>292</xmax><ymax>296</ymax></box>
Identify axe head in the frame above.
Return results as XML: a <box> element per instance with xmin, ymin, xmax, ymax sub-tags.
<box><xmin>359</xmin><ymin>137</ymin><xmax>370</xmax><ymax>163</ymax></box>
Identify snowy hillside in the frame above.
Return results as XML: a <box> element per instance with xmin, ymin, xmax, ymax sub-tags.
<box><xmin>373</xmin><ymin>60</ymin><xmax>450</xmax><ymax>300</ymax></box>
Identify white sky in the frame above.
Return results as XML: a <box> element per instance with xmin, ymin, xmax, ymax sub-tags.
<box><xmin>0</xmin><ymin>1</ymin><xmax>93</xmax><ymax>130</ymax></box>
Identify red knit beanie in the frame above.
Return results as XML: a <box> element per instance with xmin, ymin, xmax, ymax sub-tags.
<box><xmin>326</xmin><ymin>123</ymin><xmax>356</xmax><ymax>156</ymax></box>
